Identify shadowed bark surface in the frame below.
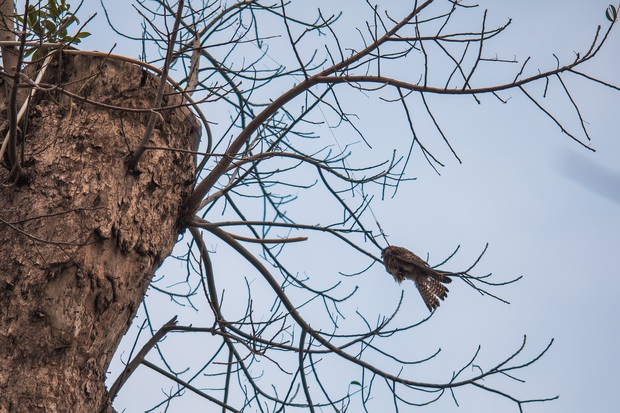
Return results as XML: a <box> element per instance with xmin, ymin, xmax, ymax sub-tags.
<box><xmin>0</xmin><ymin>53</ymin><xmax>200</xmax><ymax>413</ymax></box>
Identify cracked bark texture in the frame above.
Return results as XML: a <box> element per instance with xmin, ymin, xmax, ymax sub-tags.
<box><xmin>0</xmin><ymin>53</ymin><xmax>200</xmax><ymax>413</ymax></box>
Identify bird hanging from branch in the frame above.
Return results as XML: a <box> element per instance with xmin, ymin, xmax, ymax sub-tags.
<box><xmin>381</xmin><ymin>245</ymin><xmax>452</xmax><ymax>311</ymax></box>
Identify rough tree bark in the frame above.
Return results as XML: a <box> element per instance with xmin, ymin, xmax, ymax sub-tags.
<box><xmin>0</xmin><ymin>53</ymin><xmax>200</xmax><ymax>412</ymax></box>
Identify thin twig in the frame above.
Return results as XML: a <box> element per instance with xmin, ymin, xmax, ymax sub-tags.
<box><xmin>129</xmin><ymin>0</ymin><xmax>186</xmax><ymax>168</ymax></box>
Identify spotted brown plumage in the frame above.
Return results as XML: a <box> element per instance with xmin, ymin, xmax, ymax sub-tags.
<box><xmin>381</xmin><ymin>245</ymin><xmax>452</xmax><ymax>311</ymax></box>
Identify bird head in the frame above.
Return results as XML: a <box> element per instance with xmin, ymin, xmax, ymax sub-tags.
<box><xmin>381</xmin><ymin>246</ymin><xmax>392</xmax><ymax>261</ymax></box>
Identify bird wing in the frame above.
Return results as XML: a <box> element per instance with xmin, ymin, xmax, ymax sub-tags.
<box><xmin>392</xmin><ymin>248</ymin><xmax>429</xmax><ymax>267</ymax></box>
<box><xmin>393</xmin><ymin>249</ymin><xmax>452</xmax><ymax>284</ymax></box>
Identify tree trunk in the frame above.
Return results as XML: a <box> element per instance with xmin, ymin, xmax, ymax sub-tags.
<box><xmin>0</xmin><ymin>52</ymin><xmax>200</xmax><ymax>413</ymax></box>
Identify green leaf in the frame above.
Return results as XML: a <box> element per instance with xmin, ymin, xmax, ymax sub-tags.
<box><xmin>27</xmin><ymin>11</ymin><xmax>37</xmax><ymax>27</ymax></box>
<box><xmin>17</xmin><ymin>0</ymin><xmax>86</xmax><ymax>46</ymax></box>
<box><xmin>350</xmin><ymin>380</ymin><xmax>361</xmax><ymax>387</ymax></box>
<box><xmin>32</xmin><ymin>21</ymin><xmax>44</xmax><ymax>37</ymax></box>
<box><xmin>44</xmin><ymin>20</ymin><xmax>56</xmax><ymax>32</ymax></box>
<box><xmin>49</xmin><ymin>0</ymin><xmax>59</xmax><ymax>19</ymax></box>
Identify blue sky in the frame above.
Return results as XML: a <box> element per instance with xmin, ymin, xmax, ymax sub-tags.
<box><xmin>69</xmin><ymin>1</ymin><xmax>620</xmax><ymax>412</ymax></box>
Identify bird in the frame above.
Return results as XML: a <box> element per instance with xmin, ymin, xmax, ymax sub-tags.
<box><xmin>381</xmin><ymin>245</ymin><xmax>452</xmax><ymax>311</ymax></box>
